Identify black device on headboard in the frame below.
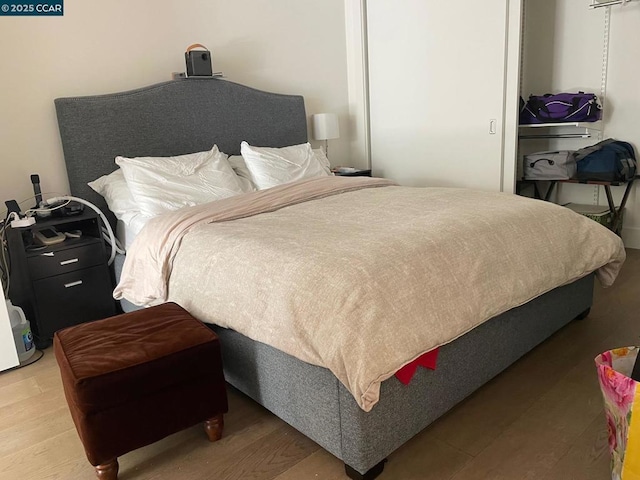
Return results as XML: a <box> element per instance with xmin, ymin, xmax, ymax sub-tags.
<box><xmin>185</xmin><ymin>43</ymin><xmax>213</xmax><ymax>77</ymax></box>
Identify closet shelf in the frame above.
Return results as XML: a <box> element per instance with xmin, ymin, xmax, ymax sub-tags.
<box><xmin>590</xmin><ymin>0</ymin><xmax>639</xmax><ymax>9</ymax></box>
<box><xmin>518</xmin><ymin>121</ymin><xmax>602</xmax><ymax>139</ymax></box>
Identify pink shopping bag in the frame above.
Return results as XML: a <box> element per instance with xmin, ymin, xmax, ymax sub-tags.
<box><xmin>595</xmin><ymin>347</ymin><xmax>640</xmax><ymax>480</ymax></box>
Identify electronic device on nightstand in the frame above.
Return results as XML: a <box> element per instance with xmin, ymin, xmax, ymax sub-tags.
<box><xmin>31</xmin><ymin>174</ymin><xmax>43</xmax><ymax>209</ymax></box>
<box><xmin>33</xmin><ymin>227</ymin><xmax>66</xmax><ymax>245</ymax></box>
<box><xmin>5</xmin><ymin>199</ymin><xmax>21</xmax><ymax>217</ymax></box>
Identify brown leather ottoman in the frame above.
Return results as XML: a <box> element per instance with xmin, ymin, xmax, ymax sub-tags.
<box><xmin>54</xmin><ymin>302</ymin><xmax>228</xmax><ymax>480</ymax></box>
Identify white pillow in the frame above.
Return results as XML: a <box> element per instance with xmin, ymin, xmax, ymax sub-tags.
<box><xmin>229</xmin><ymin>149</ymin><xmax>330</xmax><ymax>191</ymax></box>
<box><xmin>228</xmin><ymin>155</ymin><xmax>257</xmax><ymax>192</ymax></box>
<box><xmin>115</xmin><ymin>145</ymin><xmax>246</xmax><ymax>216</ymax></box>
<box><xmin>88</xmin><ymin>169</ymin><xmax>148</xmax><ymax>225</ymax></box>
<box><xmin>240</xmin><ymin>141</ymin><xmax>331</xmax><ymax>190</ymax></box>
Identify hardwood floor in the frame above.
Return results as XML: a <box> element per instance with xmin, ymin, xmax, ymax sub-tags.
<box><xmin>2</xmin><ymin>250</ymin><xmax>638</xmax><ymax>479</ymax></box>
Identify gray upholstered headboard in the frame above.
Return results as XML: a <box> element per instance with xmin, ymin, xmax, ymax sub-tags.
<box><xmin>54</xmin><ymin>77</ymin><xmax>307</xmax><ymax>227</ymax></box>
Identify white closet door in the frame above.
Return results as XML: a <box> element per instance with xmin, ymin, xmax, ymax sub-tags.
<box><xmin>367</xmin><ymin>0</ymin><xmax>509</xmax><ymax>191</ymax></box>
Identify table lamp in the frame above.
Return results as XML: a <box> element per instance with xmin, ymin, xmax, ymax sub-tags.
<box><xmin>312</xmin><ymin>113</ymin><xmax>340</xmax><ymax>158</ymax></box>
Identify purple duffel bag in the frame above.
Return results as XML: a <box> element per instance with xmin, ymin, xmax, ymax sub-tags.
<box><xmin>519</xmin><ymin>92</ymin><xmax>602</xmax><ymax>124</ymax></box>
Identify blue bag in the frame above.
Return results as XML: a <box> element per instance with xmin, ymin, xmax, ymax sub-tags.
<box><xmin>575</xmin><ymin>139</ymin><xmax>637</xmax><ymax>182</ymax></box>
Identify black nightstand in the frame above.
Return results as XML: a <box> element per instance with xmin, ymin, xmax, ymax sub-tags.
<box><xmin>333</xmin><ymin>169</ymin><xmax>372</xmax><ymax>177</ymax></box>
<box><xmin>5</xmin><ymin>210</ymin><xmax>116</xmax><ymax>348</ymax></box>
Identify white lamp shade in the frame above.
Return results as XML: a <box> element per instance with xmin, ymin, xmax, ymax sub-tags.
<box><xmin>312</xmin><ymin>113</ymin><xmax>340</xmax><ymax>141</ymax></box>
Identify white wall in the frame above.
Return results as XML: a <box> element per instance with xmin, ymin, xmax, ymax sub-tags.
<box><xmin>606</xmin><ymin>3</ymin><xmax>640</xmax><ymax>247</ymax></box>
<box><xmin>0</xmin><ymin>0</ymin><xmax>350</xmax><ymax>212</ymax></box>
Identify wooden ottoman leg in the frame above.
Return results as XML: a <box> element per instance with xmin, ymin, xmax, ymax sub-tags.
<box><xmin>204</xmin><ymin>413</ymin><xmax>224</xmax><ymax>442</ymax></box>
<box><xmin>95</xmin><ymin>458</ymin><xmax>119</xmax><ymax>480</ymax></box>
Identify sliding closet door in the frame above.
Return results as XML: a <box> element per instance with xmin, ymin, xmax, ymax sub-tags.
<box><xmin>367</xmin><ymin>0</ymin><xmax>510</xmax><ymax>191</ymax></box>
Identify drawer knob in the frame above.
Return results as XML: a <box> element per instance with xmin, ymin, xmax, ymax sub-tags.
<box><xmin>64</xmin><ymin>280</ymin><xmax>83</xmax><ymax>289</ymax></box>
<box><xmin>60</xmin><ymin>258</ymin><xmax>79</xmax><ymax>266</ymax></box>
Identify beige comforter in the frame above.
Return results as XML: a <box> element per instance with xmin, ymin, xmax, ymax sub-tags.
<box><xmin>115</xmin><ymin>176</ymin><xmax>625</xmax><ymax>412</ymax></box>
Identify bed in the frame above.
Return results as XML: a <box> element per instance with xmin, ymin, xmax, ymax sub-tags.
<box><xmin>54</xmin><ymin>78</ymin><xmax>625</xmax><ymax>479</ymax></box>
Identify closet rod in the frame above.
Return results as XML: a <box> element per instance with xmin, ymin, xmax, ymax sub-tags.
<box><xmin>519</xmin><ymin>134</ymin><xmax>592</xmax><ymax>139</ymax></box>
<box><xmin>590</xmin><ymin>0</ymin><xmax>638</xmax><ymax>9</ymax></box>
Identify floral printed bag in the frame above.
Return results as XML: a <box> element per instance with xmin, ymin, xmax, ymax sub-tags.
<box><xmin>596</xmin><ymin>347</ymin><xmax>640</xmax><ymax>480</ymax></box>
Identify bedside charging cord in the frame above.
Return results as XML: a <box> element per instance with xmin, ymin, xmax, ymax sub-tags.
<box><xmin>43</xmin><ymin>196</ymin><xmax>118</xmax><ymax>266</ymax></box>
<box><xmin>24</xmin><ymin>198</ymin><xmax>71</xmax><ymax>220</ymax></box>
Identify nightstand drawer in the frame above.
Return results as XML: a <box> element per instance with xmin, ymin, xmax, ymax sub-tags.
<box><xmin>33</xmin><ymin>266</ymin><xmax>116</xmax><ymax>337</ymax></box>
<box><xmin>27</xmin><ymin>242</ymin><xmax>104</xmax><ymax>280</ymax></box>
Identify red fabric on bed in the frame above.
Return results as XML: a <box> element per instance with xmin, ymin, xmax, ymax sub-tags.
<box><xmin>395</xmin><ymin>348</ymin><xmax>440</xmax><ymax>385</ymax></box>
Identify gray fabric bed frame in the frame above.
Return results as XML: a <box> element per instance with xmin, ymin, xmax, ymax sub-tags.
<box><xmin>54</xmin><ymin>78</ymin><xmax>594</xmax><ymax>479</ymax></box>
